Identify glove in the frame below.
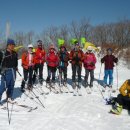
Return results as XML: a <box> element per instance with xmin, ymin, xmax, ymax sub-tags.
<box><xmin>23</xmin><ymin>65</ymin><xmax>28</xmax><ymax>70</ymax></box>
<box><xmin>0</xmin><ymin>67</ymin><xmax>6</xmax><ymax>75</ymax></box>
<box><xmin>90</xmin><ymin>62</ymin><xmax>95</xmax><ymax>66</ymax></box>
<box><xmin>73</xmin><ymin>57</ymin><xmax>80</xmax><ymax>62</ymax></box>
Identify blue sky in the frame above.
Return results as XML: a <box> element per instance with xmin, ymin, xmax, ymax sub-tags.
<box><xmin>0</xmin><ymin>0</ymin><xmax>130</xmax><ymax>33</ymax></box>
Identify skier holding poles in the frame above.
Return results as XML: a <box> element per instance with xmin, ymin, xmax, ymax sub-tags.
<box><xmin>101</xmin><ymin>48</ymin><xmax>118</xmax><ymax>91</ymax></box>
<box><xmin>0</xmin><ymin>39</ymin><xmax>18</xmax><ymax>104</ymax></box>
<box><xmin>69</xmin><ymin>41</ymin><xmax>84</xmax><ymax>96</ymax></box>
<box><xmin>20</xmin><ymin>44</ymin><xmax>35</xmax><ymax>92</ymax></box>
<box><xmin>46</xmin><ymin>44</ymin><xmax>59</xmax><ymax>85</ymax></box>
<box><xmin>57</xmin><ymin>45</ymin><xmax>69</xmax><ymax>87</ymax></box>
<box><xmin>33</xmin><ymin>40</ymin><xmax>46</xmax><ymax>85</ymax></box>
<box><xmin>83</xmin><ymin>46</ymin><xmax>97</xmax><ymax>91</ymax></box>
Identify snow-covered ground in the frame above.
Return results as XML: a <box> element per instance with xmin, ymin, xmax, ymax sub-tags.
<box><xmin>0</xmin><ymin>56</ymin><xmax>130</xmax><ymax>130</ymax></box>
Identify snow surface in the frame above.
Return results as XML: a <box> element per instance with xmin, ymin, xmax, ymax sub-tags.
<box><xmin>0</xmin><ymin>56</ymin><xmax>130</xmax><ymax>130</ymax></box>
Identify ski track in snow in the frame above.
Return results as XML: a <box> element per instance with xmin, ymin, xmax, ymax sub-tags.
<box><xmin>0</xmin><ymin>58</ymin><xmax>130</xmax><ymax>130</ymax></box>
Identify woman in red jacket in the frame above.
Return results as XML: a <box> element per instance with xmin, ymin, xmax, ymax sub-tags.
<box><xmin>46</xmin><ymin>45</ymin><xmax>59</xmax><ymax>83</ymax></box>
<box><xmin>83</xmin><ymin>46</ymin><xmax>97</xmax><ymax>88</ymax></box>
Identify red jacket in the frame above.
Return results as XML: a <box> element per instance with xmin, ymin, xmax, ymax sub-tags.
<box><xmin>69</xmin><ymin>49</ymin><xmax>84</xmax><ymax>67</ymax></box>
<box><xmin>101</xmin><ymin>55</ymin><xmax>118</xmax><ymax>69</ymax></box>
<box><xmin>46</xmin><ymin>51</ymin><xmax>59</xmax><ymax>67</ymax></box>
<box><xmin>34</xmin><ymin>48</ymin><xmax>46</xmax><ymax>64</ymax></box>
<box><xmin>84</xmin><ymin>52</ymin><xmax>96</xmax><ymax>70</ymax></box>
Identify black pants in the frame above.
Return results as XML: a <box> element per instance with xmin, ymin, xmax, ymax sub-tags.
<box><xmin>59</xmin><ymin>67</ymin><xmax>67</xmax><ymax>82</ymax></box>
<box><xmin>117</xmin><ymin>94</ymin><xmax>130</xmax><ymax>110</ymax></box>
<box><xmin>21</xmin><ymin>67</ymin><xmax>33</xmax><ymax>89</ymax></box>
<box><xmin>46</xmin><ymin>66</ymin><xmax>57</xmax><ymax>82</ymax></box>
<box><xmin>84</xmin><ymin>69</ymin><xmax>94</xmax><ymax>86</ymax></box>
<box><xmin>72</xmin><ymin>64</ymin><xmax>82</xmax><ymax>82</ymax></box>
<box><xmin>33</xmin><ymin>63</ymin><xmax>44</xmax><ymax>83</ymax></box>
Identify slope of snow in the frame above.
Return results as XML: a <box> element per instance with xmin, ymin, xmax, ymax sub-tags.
<box><xmin>0</xmin><ymin>57</ymin><xmax>130</xmax><ymax>130</ymax></box>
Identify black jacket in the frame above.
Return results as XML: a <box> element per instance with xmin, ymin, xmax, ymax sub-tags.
<box><xmin>0</xmin><ymin>50</ymin><xmax>18</xmax><ymax>69</ymax></box>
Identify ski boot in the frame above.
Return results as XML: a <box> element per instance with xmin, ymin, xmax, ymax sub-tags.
<box><xmin>8</xmin><ymin>98</ymin><xmax>16</xmax><ymax>104</ymax></box>
<box><xmin>28</xmin><ymin>84</ymin><xmax>33</xmax><ymax>91</ymax></box>
<box><xmin>83</xmin><ymin>81</ymin><xmax>88</xmax><ymax>88</ymax></box>
<box><xmin>72</xmin><ymin>82</ymin><xmax>76</xmax><ymax>89</ymax></box>
<box><xmin>110</xmin><ymin>103</ymin><xmax>123</xmax><ymax>115</ymax></box>
<box><xmin>21</xmin><ymin>87</ymin><xmax>25</xmax><ymax>93</ymax></box>
<box><xmin>39</xmin><ymin>78</ymin><xmax>43</xmax><ymax>85</ymax></box>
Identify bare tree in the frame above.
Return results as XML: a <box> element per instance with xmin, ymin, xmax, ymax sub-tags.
<box><xmin>26</xmin><ymin>31</ymin><xmax>35</xmax><ymax>45</ymax></box>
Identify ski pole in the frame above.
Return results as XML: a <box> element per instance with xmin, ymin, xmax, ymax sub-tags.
<box><xmin>96</xmin><ymin>63</ymin><xmax>106</xmax><ymax>100</ymax></box>
<box><xmin>17</xmin><ymin>70</ymin><xmax>45</xmax><ymax>108</ymax></box>
<box><xmin>17</xmin><ymin>70</ymin><xmax>22</xmax><ymax>77</ymax></box>
<box><xmin>5</xmin><ymin>82</ymin><xmax>11</xmax><ymax>125</ymax></box>
<box><xmin>116</xmin><ymin>64</ymin><xmax>119</xmax><ymax>90</ymax></box>
<box><xmin>31</xmin><ymin>90</ymin><xmax>45</xmax><ymax>108</ymax></box>
<box><xmin>4</xmin><ymin>80</ymin><xmax>13</xmax><ymax>125</ymax></box>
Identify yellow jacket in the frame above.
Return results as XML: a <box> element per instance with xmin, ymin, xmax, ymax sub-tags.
<box><xmin>119</xmin><ymin>80</ymin><xmax>130</xmax><ymax>97</ymax></box>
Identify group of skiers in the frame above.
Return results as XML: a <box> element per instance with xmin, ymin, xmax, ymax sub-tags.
<box><xmin>0</xmin><ymin>38</ymin><xmax>130</xmax><ymax>115</ymax></box>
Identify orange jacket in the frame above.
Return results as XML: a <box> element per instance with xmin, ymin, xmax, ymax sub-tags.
<box><xmin>119</xmin><ymin>80</ymin><xmax>130</xmax><ymax>97</ymax></box>
<box><xmin>69</xmin><ymin>49</ymin><xmax>84</xmax><ymax>67</ymax></box>
<box><xmin>34</xmin><ymin>48</ymin><xmax>46</xmax><ymax>64</ymax></box>
<box><xmin>21</xmin><ymin>51</ymin><xmax>35</xmax><ymax>69</ymax></box>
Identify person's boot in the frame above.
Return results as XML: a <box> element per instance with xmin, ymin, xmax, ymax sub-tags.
<box><xmin>46</xmin><ymin>77</ymin><xmax>50</xmax><ymax>83</ymax></box>
<box><xmin>72</xmin><ymin>82</ymin><xmax>76</xmax><ymax>89</ymax></box>
<box><xmin>39</xmin><ymin>78</ymin><xmax>43</xmax><ymax>85</ymax></box>
<box><xmin>73</xmin><ymin>88</ymin><xmax>77</xmax><ymax>96</ymax></box>
<box><xmin>21</xmin><ymin>84</ymin><xmax>25</xmax><ymax>93</ymax></box>
<box><xmin>28</xmin><ymin>84</ymin><xmax>33</xmax><ymax>91</ymax></box>
<box><xmin>110</xmin><ymin>103</ymin><xmax>123</xmax><ymax>115</ymax></box>
<box><xmin>8</xmin><ymin>98</ymin><xmax>16</xmax><ymax>104</ymax></box>
<box><xmin>83</xmin><ymin>81</ymin><xmax>88</xmax><ymax>88</ymax></box>
<box><xmin>21</xmin><ymin>88</ymin><xmax>25</xmax><ymax>93</ymax></box>
<box><xmin>78</xmin><ymin>82</ymin><xmax>81</xmax><ymax>88</ymax></box>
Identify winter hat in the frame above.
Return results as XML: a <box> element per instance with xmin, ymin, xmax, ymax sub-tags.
<box><xmin>28</xmin><ymin>44</ymin><xmax>33</xmax><ymax>48</ymax></box>
<box><xmin>75</xmin><ymin>42</ymin><xmax>80</xmax><ymax>46</ymax></box>
<box><xmin>37</xmin><ymin>40</ymin><xmax>43</xmax><ymax>46</ymax></box>
<box><xmin>60</xmin><ymin>45</ymin><xmax>66</xmax><ymax>49</ymax></box>
<box><xmin>107</xmin><ymin>48</ymin><xmax>112</xmax><ymax>52</ymax></box>
<box><xmin>49</xmin><ymin>44</ymin><xmax>55</xmax><ymax>50</ymax></box>
<box><xmin>87</xmin><ymin>46</ymin><xmax>93</xmax><ymax>51</ymax></box>
<box><xmin>128</xmin><ymin>79</ymin><xmax>130</xmax><ymax>85</ymax></box>
<box><xmin>7</xmin><ymin>38</ymin><xmax>15</xmax><ymax>46</ymax></box>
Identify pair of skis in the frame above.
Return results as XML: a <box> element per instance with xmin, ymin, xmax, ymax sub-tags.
<box><xmin>0</xmin><ymin>102</ymin><xmax>38</xmax><ymax>112</ymax></box>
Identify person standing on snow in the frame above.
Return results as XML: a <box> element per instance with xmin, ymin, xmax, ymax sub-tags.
<box><xmin>110</xmin><ymin>79</ymin><xmax>130</xmax><ymax>115</ymax></box>
<box><xmin>101</xmin><ymin>48</ymin><xmax>118</xmax><ymax>89</ymax></box>
<box><xmin>83</xmin><ymin>46</ymin><xmax>96</xmax><ymax>88</ymax></box>
<box><xmin>57</xmin><ymin>45</ymin><xmax>69</xmax><ymax>86</ymax></box>
<box><xmin>0</xmin><ymin>39</ymin><xmax>18</xmax><ymax>104</ymax></box>
<box><xmin>46</xmin><ymin>44</ymin><xmax>59</xmax><ymax>84</ymax></box>
<box><xmin>33</xmin><ymin>40</ymin><xmax>46</xmax><ymax>85</ymax></box>
<box><xmin>69</xmin><ymin>42</ymin><xmax>84</xmax><ymax>95</ymax></box>
<box><xmin>21</xmin><ymin>44</ymin><xmax>35</xmax><ymax>92</ymax></box>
